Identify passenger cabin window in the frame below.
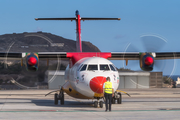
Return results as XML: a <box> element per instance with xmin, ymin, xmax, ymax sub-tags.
<box><xmin>80</xmin><ymin>64</ymin><xmax>87</xmax><ymax>71</ymax></box>
<box><xmin>110</xmin><ymin>64</ymin><xmax>117</xmax><ymax>71</ymax></box>
<box><xmin>87</xmin><ymin>65</ymin><xmax>98</xmax><ymax>71</ymax></box>
<box><xmin>100</xmin><ymin>64</ymin><xmax>110</xmax><ymax>71</ymax></box>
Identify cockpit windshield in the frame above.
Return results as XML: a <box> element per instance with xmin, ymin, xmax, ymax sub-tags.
<box><xmin>80</xmin><ymin>64</ymin><xmax>87</xmax><ymax>71</ymax></box>
<box><xmin>87</xmin><ymin>65</ymin><xmax>98</xmax><ymax>71</ymax></box>
<box><xmin>100</xmin><ymin>64</ymin><xmax>110</xmax><ymax>71</ymax></box>
<box><xmin>110</xmin><ymin>64</ymin><xmax>117</xmax><ymax>71</ymax></box>
<box><xmin>78</xmin><ymin>64</ymin><xmax>84</xmax><ymax>71</ymax></box>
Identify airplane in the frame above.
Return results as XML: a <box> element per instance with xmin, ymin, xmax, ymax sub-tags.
<box><xmin>1</xmin><ymin>10</ymin><xmax>180</xmax><ymax>108</ymax></box>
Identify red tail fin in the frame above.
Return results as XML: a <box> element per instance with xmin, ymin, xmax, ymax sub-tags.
<box><xmin>75</xmin><ymin>10</ymin><xmax>82</xmax><ymax>52</ymax></box>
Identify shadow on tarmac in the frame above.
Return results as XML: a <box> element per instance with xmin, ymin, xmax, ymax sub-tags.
<box><xmin>0</xmin><ymin>98</ymin><xmax>97</xmax><ymax>108</ymax></box>
<box><xmin>31</xmin><ymin>99</ymin><xmax>94</xmax><ymax>108</ymax></box>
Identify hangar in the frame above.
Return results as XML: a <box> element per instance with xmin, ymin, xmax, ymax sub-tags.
<box><xmin>45</xmin><ymin>71</ymin><xmax>162</xmax><ymax>89</ymax></box>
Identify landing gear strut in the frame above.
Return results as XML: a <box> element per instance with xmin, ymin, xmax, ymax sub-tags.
<box><xmin>54</xmin><ymin>93</ymin><xmax>58</xmax><ymax>105</ymax></box>
<box><xmin>54</xmin><ymin>89</ymin><xmax>64</xmax><ymax>105</ymax></box>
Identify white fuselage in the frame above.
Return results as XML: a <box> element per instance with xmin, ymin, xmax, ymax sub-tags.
<box><xmin>65</xmin><ymin>57</ymin><xmax>119</xmax><ymax>98</ymax></box>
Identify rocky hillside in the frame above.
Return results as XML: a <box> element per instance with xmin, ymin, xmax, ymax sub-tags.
<box><xmin>0</xmin><ymin>32</ymin><xmax>101</xmax><ymax>89</ymax></box>
<box><xmin>0</xmin><ymin>32</ymin><xmax>100</xmax><ymax>52</ymax></box>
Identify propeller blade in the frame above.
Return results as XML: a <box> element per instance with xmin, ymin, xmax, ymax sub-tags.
<box><xmin>124</xmin><ymin>43</ymin><xmax>140</xmax><ymax>52</ymax></box>
<box><xmin>154</xmin><ymin>60</ymin><xmax>166</xmax><ymax>71</ymax></box>
<box><xmin>140</xmin><ymin>35</ymin><xmax>166</xmax><ymax>52</ymax></box>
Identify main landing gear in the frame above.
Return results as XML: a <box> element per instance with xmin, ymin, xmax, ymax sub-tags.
<box><xmin>94</xmin><ymin>98</ymin><xmax>103</xmax><ymax>108</ymax></box>
<box><xmin>45</xmin><ymin>89</ymin><xmax>65</xmax><ymax>105</ymax></box>
<box><xmin>112</xmin><ymin>92</ymin><xmax>122</xmax><ymax>104</ymax></box>
<box><xmin>54</xmin><ymin>89</ymin><xmax>64</xmax><ymax>105</ymax></box>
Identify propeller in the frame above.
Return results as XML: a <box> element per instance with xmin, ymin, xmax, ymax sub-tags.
<box><xmin>5</xmin><ymin>33</ymin><xmax>63</xmax><ymax>88</ymax></box>
<box><xmin>123</xmin><ymin>35</ymin><xmax>176</xmax><ymax>78</ymax></box>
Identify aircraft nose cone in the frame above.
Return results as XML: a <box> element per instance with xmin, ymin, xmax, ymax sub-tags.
<box><xmin>90</xmin><ymin>76</ymin><xmax>107</xmax><ymax>93</ymax></box>
<box><xmin>28</xmin><ymin>57</ymin><xmax>37</xmax><ymax>66</ymax></box>
<box><xmin>145</xmin><ymin>56</ymin><xmax>153</xmax><ymax>66</ymax></box>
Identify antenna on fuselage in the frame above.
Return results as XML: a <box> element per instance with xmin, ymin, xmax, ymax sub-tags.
<box><xmin>35</xmin><ymin>10</ymin><xmax>121</xmax><ymax>52</ymax></box>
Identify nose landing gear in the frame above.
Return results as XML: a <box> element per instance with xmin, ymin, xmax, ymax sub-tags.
<box><xmin>94</xmin><ymin>98</ymin><xmax>103</xmax><ymax>108</ymax></box>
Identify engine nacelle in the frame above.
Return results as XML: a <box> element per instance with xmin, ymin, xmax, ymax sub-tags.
<box><xmin>140</xmin><ymin>53</ymin><xmax>154</xmax><ymax>71</ymax></box>
<box><xmin>25</xmin><ymin>53</ymin><xmax>39</xmax><ymax>71</ymax></box>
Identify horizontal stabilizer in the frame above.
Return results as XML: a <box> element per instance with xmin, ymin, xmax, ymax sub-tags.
<box><xmin>35</xmin><ymin>18</ymin><xmax>120</xmax><ymax>21</ymax></box>
<box><xmin>81</xmin><ymin>18</ymin><xmax>121</xmax><ymax>20</ymax></box>
<box><xmin>35</xmin><ymin>18</ymin><xmax>76</xmax><ymax>21</ymax></box>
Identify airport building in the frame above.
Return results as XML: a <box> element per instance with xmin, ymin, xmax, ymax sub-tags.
<box><xmin>45</xmin><ymin>71</ymin><xmax>163</xmax><ymax>89</ymax></box>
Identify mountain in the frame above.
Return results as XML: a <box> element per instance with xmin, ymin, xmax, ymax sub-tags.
<box><xmin>0</xmin><ymin>32</ymin><xmax>101</xmax><ymax>52</ymax></box>
<box><xmin>0</xmin><ymin>32</ymin><xmax>101</xmax><ymax>88</ymax></box>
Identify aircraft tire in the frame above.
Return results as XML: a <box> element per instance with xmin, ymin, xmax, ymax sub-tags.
<box><xmin>112</xmin><ymin>97</ymin><xmax>115</xmax><ymax>104</ymax></box>
<box><xmin>99</xmin><ymin>101</ymin><xmax>103</xmax><ymax>108</ymax></box>
<box><xmin>94</xmin><ymin>101</ymin><xmax>98</xmax><ymax>108</ymax></box>
<box><xmin>61</xmin><ymin>93</ymin><xmax>64</xmax><ymax>105</ymax></box>
<box><xmin>54</xmin><ymin>93</ymin><xmax>58</xmax><ymax>105</ymax></box>
<box><xmin>118</xmin><ymin>93</ymin><xmax>122</xmax><ymax>104</ymax></box>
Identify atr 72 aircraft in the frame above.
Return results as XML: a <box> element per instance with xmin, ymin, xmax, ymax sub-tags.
<box><xmin>1</xmin><ymin>10</ymin><xmax>180</xmax><ymax>108</ymax></box>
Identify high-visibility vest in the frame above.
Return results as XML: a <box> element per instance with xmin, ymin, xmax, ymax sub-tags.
<box><xmin>104</xmin><ymin>81</ymin><xmax>113</xmax><ymax>94</ymax></box>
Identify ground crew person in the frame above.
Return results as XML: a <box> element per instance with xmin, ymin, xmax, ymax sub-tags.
<box><xmin>103</xmin><ymin>77</ymin><xmax>114</xmax><ymax>112</ymax></box>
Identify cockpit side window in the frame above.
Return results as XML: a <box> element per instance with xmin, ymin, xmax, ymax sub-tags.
<box><xmin>80</xmin><ymin>64</ymin><xmax>87</xmax><ymax>71</ymax></box>
<box><xmin>87</xmin><ymin>65</ymin><xmax>98</xmax><ymax>71</ymax></box>
<box><xmin>78</xmin><ymin>64</ymin><xmax>84</xmax><ymax>71</ymax></box>
<box><xmin>110</xmin><ymin>64</ymin><xmax>117</xmax><ymax>71</ymax></box>
<box><xmin>100</xmin><ymin>64</ymin><xmax>110</xmax><ymax>71</ymax></box>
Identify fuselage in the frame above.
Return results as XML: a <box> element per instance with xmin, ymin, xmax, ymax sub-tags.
<box><xmin>63</xmin><ymin>57</ymin><xmax>119</xmax><ymax>99</ymax></box>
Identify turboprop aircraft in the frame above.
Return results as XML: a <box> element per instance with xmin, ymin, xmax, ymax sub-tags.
<box><xmin>1</xmin><ymin>10</ymin><xmax>180</xmax><ymax>108</ymax></box>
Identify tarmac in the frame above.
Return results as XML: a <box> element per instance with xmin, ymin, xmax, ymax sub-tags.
<box><xmin>0</xmin><ymin>88</ymin><xmax>180</xmax><ymax>120</ymax></box>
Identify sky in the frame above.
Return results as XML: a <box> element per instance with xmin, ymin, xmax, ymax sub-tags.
<box><xmin>0</xmin><ymin>0</ymin><xmax>180</xmax><ymax>75</ymax></box>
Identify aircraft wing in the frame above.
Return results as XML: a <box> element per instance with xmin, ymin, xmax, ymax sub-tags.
<box><xmin>154</xmin><ymin>52</ymin><xmax>180</xmax><ymax>60</ymax></box>
<box><xmin>1</xmin><ymin>52</ymin><xmax>180</xmax><ymax>60</ymax></box>
<box><xmin>108</xmin><ymin>52</ymin><xmax>180</xmax><ymax>60</ymax></box>
<box><xmin>109</xmin><ymin>52</ymin><xmax>140</xmax><ymax>60</ymax></box>
<box><xmin>0</xmin><ymin>52</ymin><xmax>69</xmax><ymax>60</ymax></box>
<box><xmin>0</xmin><ymin>52</ymin><xmax>25</xmax><ymax>60</ymax></box>
<box><xmin>38</xmin><ymin>52</ymin><xmax>68</xmax><ymax>60</ymax></box>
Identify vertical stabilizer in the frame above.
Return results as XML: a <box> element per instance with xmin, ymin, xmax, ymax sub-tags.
<box><xmin>75</xmin><ymin>10</ymin><xmax>82</xmax><ymax>52</ymax></box>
